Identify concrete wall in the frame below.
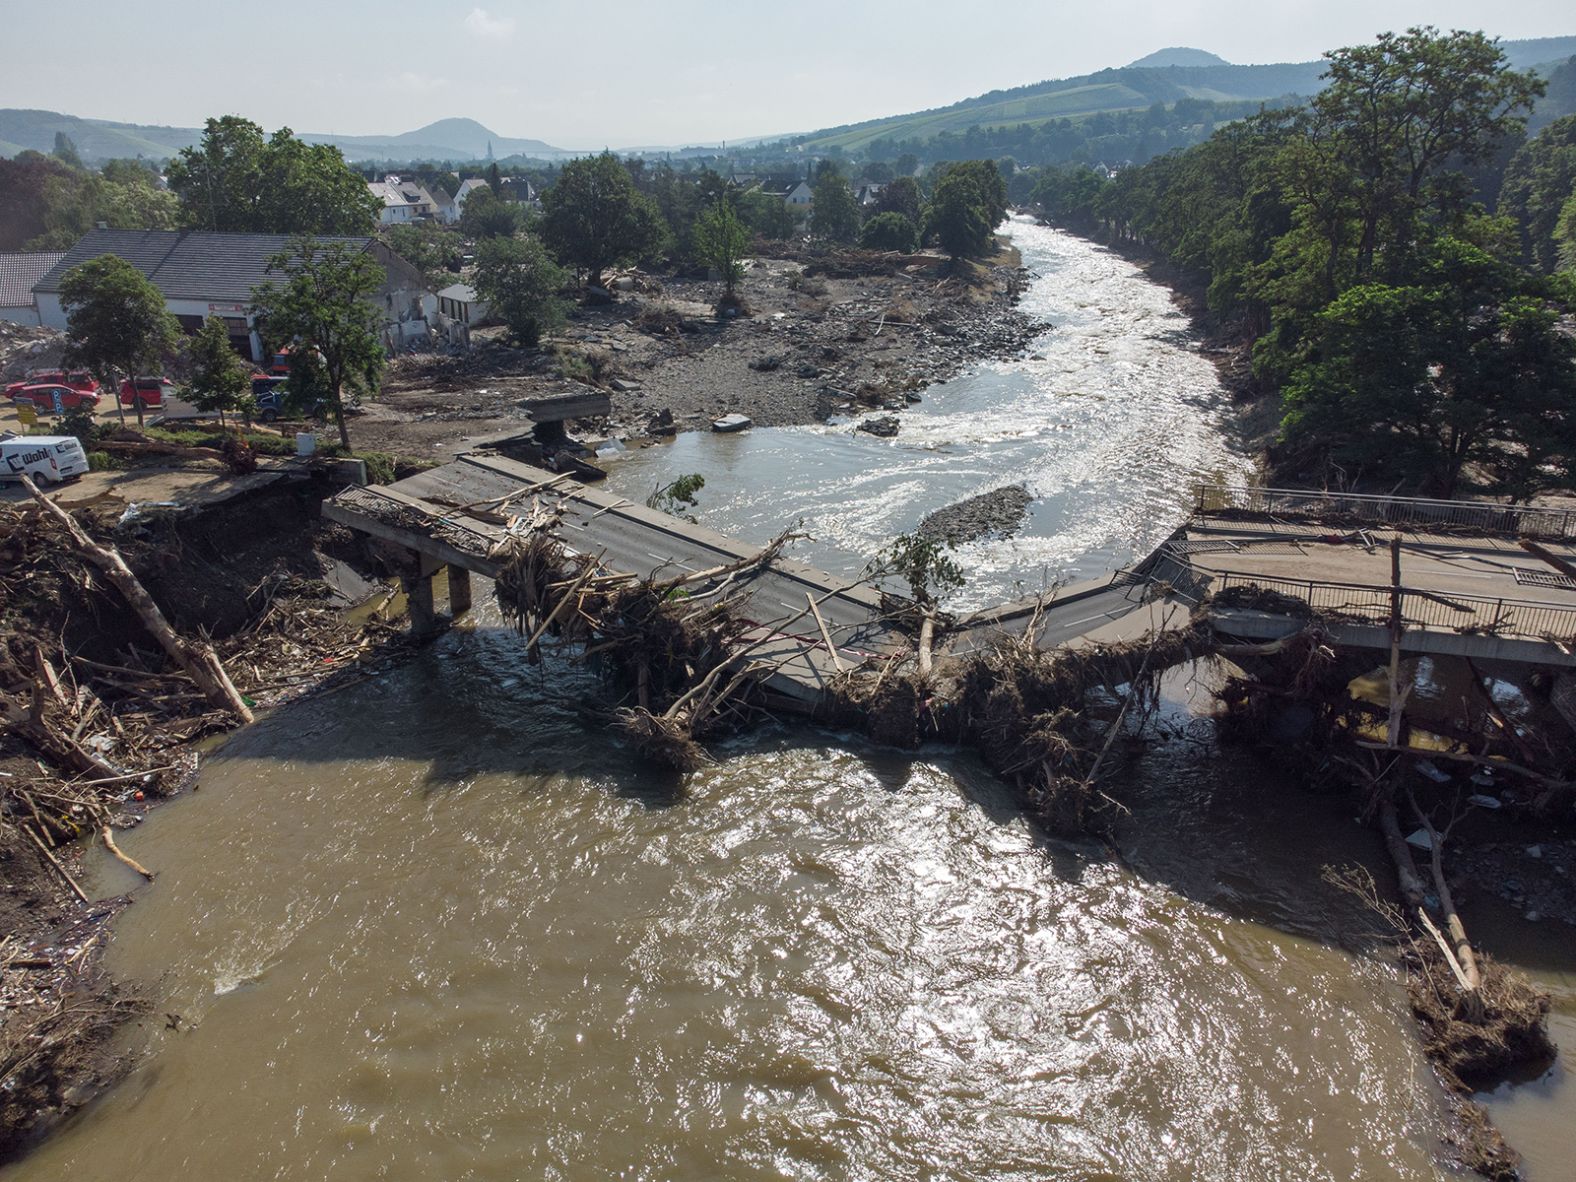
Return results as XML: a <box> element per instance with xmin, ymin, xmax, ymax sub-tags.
<box><xmin>0</xmin><ymin>303</ymin><xmax>41</xmax><ymax>326</ymax></box>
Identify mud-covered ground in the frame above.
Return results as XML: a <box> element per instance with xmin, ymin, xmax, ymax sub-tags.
<box><xmin>355</xmin><ymin>245</ymin><xmax>1035</xmax><ymax>459</ymax></box>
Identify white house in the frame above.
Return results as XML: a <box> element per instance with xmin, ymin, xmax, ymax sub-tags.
<box><xmin>449</xmin><ymin>178</ymin><xmax>490</xmax><ymax>224</ymax></box>
<box><xmin>785</xmin><ymin>181</ymin><xmax>813</xmax><ymax>208</ymax></box>
<box><xmin>368</xmin><ymin>176</ymin><xmax>440</xmax><ymax>225</ymax></box>
<box><xmin>32</xmin><ymin>229</ymin><xmax>437</xmax><ymax>360</ymax></box>
<box><xmin>0</xmin><ymin>252</ymin><xmax>65</xmax><ymax>325</ymax></box>
<box><xmin>436</xmin><ymin>282</ymin><xmax>487</xmax><ymax>346</ymax></box>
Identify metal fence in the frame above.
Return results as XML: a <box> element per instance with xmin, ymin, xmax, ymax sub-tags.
<box><xmin>1194</xmin><ymin>484</ymin><xmax>1576</xmax><ymax>541</ymax></box>
<box><xmin>1212</xmin><ymin>572</ymin><xmax>1576</xmax><ymax>642</ymax></box>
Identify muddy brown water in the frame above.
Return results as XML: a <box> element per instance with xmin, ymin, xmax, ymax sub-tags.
<box><xmin>6</xmin><ymin>223</ymin><xmax>1574</xmax><ymax>1180</ymax></box>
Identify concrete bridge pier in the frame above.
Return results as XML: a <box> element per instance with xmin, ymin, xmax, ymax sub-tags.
<box><xmin>391</xmin><ymin>549</ymin><xmax>474</xmax><ymax>638</ymax></box>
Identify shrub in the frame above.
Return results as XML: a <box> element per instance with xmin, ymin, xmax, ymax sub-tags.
<box><xmin>860</xmin><ymin>212</ymin><xmax>919</xmax><ymax>253</ymax></box>
<box><xmin>357</xmin><ymin>450</ymin><xmax>396</xmax><ymax>486</ymax></box>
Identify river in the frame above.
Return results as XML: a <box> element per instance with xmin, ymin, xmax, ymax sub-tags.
<box><xmin>6</xmin><ymin>221</ymin><xmax>1572</xmax><ymax>1181</ymax></box>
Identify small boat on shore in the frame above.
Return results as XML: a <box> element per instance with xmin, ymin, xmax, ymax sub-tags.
<box><xmin>712</xmin><ymin>413</ymin><xmax>753</xmax><ymax>433</ymax></box>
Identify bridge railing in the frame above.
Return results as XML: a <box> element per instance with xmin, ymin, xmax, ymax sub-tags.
<box><xmin>1212</xmin><ymin>572</ymin><xmax>1576</xmax><ymax>642</ymax></box>
<box><xmin>1194</xmin><ymin>484</ymin><xmax>1576</xmax><ymax>541</ymax></box>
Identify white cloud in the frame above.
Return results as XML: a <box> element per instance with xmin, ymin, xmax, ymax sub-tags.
<box><xmin>464</xmin><ymin>7</ymin><xmax>516</xmax><ymax>42</ymax></box>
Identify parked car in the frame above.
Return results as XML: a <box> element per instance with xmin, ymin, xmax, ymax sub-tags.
<box><xmin>0</xmin><ymin>434</ymin><xmax>90</xmax><ymax>486</ymax></box>
<box><xmin>9</xmin><ymin>384</ymin><xmax>102</xmax><ymax>414</ymax></box>
<box><xmin>252</xmin><ymin>382</ymin><xmax>325</xmax><ymax>422</ymax></box>
<box><xmin>3</xmin><ymin>370</ymin><xmax>99</xmax><ymax>398</ymax></box>
<box><xmin>119</xmin><ymin>376</ymin><xmax>175</xmax><ymax>408</ymax></box>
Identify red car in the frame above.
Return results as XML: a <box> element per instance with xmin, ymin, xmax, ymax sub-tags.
<box><xmin>119</xmin><ymin>376</ymin><xmax>175</xmax><ymax>408</ymax></box>
<box><xmin>10</xmin><ymin>384</ymin><xmax>103</xmax><ymax>414</ymax></box>
<box><xmin>3</xmin><ymin>370</ymin><xmax>99</xmax><ymax>398</ymax></box>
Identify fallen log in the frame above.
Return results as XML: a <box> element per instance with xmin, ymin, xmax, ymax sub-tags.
<box><xmin>21</xmin><ymin>475</ymin><xmax>254</xmax><ymax>724</ymax></box>
<box><xmin>101</xmin><ymin>827</ymin><xmax>155</xmax><ymax>882</ymax></box>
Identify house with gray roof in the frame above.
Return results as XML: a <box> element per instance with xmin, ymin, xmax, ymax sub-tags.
<box><xmin>0</xmin><ymin>252</ymin><xmax>67</xmax><ymax>325</ymax></box>
<box><xmin>31</xmin><ymin>229</ymin><xmax>435</xmax><ymax>360</ymax></box>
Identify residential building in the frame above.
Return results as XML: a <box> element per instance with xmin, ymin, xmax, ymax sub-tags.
<box><xmin>0</xmin><ymin>252</ymin><xmax>66</xmax><ymax>325</ymax></box>
<box><xmin>31</xmin><ymin>229</ymin><xmax>435</xmax><ymax>360</ymax></box>
<box><xmin>367</xmin><ymin>175</ymin><xmax>440</xmax><ymax>225</ymax></box>
<box><xmin>785</xmin><ymin>181</ymin><xmax>814</xmax><ymax>208</ymax></box>
<box><xmin>436</xmin><ymin>282</ymin><xmax>487</xmax><ymax>346</ymax></box>
<box><xmin>450</xmin><ymin>178</ymin><xmax>490</xmax><ymax>224</ymax></box>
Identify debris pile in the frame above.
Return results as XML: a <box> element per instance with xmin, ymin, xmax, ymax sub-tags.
<box><xmin>490</xmin><ymin>507</ymin><xmax>804</xmax><ymax>770</ymax></box>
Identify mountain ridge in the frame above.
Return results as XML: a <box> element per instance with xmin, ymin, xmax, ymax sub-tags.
<box><xmin>1126</xmin><ymin>47</ymin><xmax>1231</xmax><ymax>69</ymax></box>
<box><xmin>0</xmin><ymin>111</ymin><xmax>569</xmax><ymax>164</ymax></box>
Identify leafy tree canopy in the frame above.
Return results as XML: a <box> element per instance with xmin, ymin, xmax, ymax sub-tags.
<box><xmin>693</xmin><ymin>198</ymin><xmax>750</xmax><ymax>300</ymax></box>
<box><xmin>1500</xmin><ymin>115</ymin><xmax>1576</xmax><ymax>272</ymax></box>
<box><xmin>185</xmin><ymin>315</ymin><xmax>253</xmax><ymax>425</ymax></box>
<box><xmin>540</xmin><ymin>152</ymin><xmax>665</xmax><ymax>289</ymax></box>
<box><xmin>168</xmin><ymin>116</ymin><xmax>380</xmax><ymax>235</ymax></box>
<box><xmin>58</xmin><ymin>254</ymin><xmax>181</xmax><ymax>428</ymax></box>
<box><xmin>459</xmin><ymin>184</ymin><xmax>525</xmax><ymax>240</ymax></box>
<box><xmin>860</xmin><ymin>211</ymin><xmax>919</xmax><ymax>253</ymax></box>
<box><xmin>810</xmin><ymin>170</ymin><xmax>860</xmax><ymax>244</ymax></box>
<box><xmin>251</xmin><ymin>237</ymin><xmax>386</xmax><ymax>449</ymax></box>
<box><xmin>470</xmin><ymin>235</ymin><xmax>569</xmax><ymax>347</ymax></box>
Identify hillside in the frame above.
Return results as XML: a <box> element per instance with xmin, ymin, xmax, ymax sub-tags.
<box><xmin>0</xmin><ymin>111</ymin><xmax>566</xmax><ymax>163</ymax></box>
<box><xmin>794</xmin><ymin>35</ymin><xmax>1576</xmax><ymax>152</ymax></box>
<box><xmin>1127</xmin><ymin>47</ymin><xmax>1230</xmax><ymax>68</ymax></box>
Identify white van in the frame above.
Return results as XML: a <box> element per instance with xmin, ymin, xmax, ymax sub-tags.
<box><xmin>0</xmin><ymin>435</ymin><xmax>90</xmax><ymax>486</ymax></box>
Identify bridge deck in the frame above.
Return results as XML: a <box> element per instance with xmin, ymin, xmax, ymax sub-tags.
<box><xmin>1164</xmin><ymin>513</ymin><xmax>1576</xmax><ymax>664</ymax></box>
<box><xmin>326</xmin><ymin>454</ymin><xmax>1150</xmax><ymax>703</ymax></box>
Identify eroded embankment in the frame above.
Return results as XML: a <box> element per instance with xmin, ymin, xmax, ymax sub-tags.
<box><xmin>0</xmin><ymin>477</ymin><xmax>401</xmax><ymax>1159</ymax></box>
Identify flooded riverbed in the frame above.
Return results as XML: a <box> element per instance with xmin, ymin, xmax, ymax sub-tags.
<box><xmin>603</xmin><ymin>217</ymin><xmax>1253</xmax><ymax>609</ymax></box>
<box><xmin>6</xmin><ymin>223</ymin><xmax>1571</xmax><ymax>1180</ymax></box>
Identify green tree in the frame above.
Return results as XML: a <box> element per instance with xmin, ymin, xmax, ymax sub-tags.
<box><xmin>51</xmin><ymin>132</ymin><xmax>82</xmax><ymax>169</ymax></box>
<box><xmin>1557</xmin><ymin>192</ymin><xmax>1576</xmax><ymax>271</ymax></box>
<box><xmin>864</xmin><ymin>533</ymin><xmax>965</xmax><ymax>609</ymax></box>
<box><xmin>692</xmin><ymin>198</ymin><xmax>750</xmax><ymax>301</ymax></box>
<box><xmin>1293</xmin><ymin>28</ymin><xmax>1541</xmax><ymax>285</ymax></box>
<box><xmin>27</xmin><ymin>162</ymin><xmax>180</xmax><ymax>249</ymax></box>
<box><xmin>1282</xmin><ymin>238</ymin><xmax>1576</xmax><ymax>498</ymax></box>
<box><xmin>1500</xmin><ymin>115</ymin><xmax>1576</xmax><ymax>272</ymax></box>
<box><xmin>185</xmin><ymin>315</ymin><xmax>252</xmax><ymax>426</ymax></box>
<box><xmin>859</xmin><ymin>211</ymin><xmax>918</xmax><ymax>253</ymax></box>
<box><xmin>471</xmin><ymin>235</ymin><xmax>568</xmax><ymax>346</ymax></box>
<box><xmin>385</xmin><ymin>220</ymin><xmax>463</xmax><ymax>287</ymax></box>
<box><xmin>738</xmin><ymin>188</ymin><xmax>797</xmax><ymax>240</ymax></box>
<box><xmin>873</xmin><ymin>175</ymin><xmax>922</xmax><ymax>224</ymax></box>
<box><xmin>539</xmin><ymin>152</ymin><xmax>665</xmax><ymax>290</ymax></box>
<box><xmin>925</xmin><ymin>169</ymin><xmax>994</xmax><ymax>259</ymax></box>
<box><xmin>58</xmin><ymin>255</ymin><xmax>180</xmax><ymax>429</ymax></box>
<box><xmin>251</xmin><ymin>237</ymin><xmax>386</xmax><ymax>450</ymax></box>
<box><xmin>168</xmin><ymin>116</ymin><xmax>379</xmax><ymax>234</ymax></box>
<box><xmin>458</xmin><ymin>184</ymin><xmax>524</xmax><ymax>239</ymax></box>
<box><xmin>810</xmin><ymin>170</ymin><xmax>860</xmax><ymax>244</ymax></box>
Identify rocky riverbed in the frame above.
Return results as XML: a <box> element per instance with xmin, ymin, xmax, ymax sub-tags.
<box><xmin>357</xmin><ymin>245</ymin><xmax>1036</xmax><ymax>458</ymax></box>
<box><xmin>917</xmin><ymin>483</ymin><xmax>1034</xmax><ymax>545</ymax></box>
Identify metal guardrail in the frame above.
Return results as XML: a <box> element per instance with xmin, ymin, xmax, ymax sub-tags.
<box><xmin>1212</xmin><ymin>572</ymin><xmax>1576</xmax><ymax>642</ymax></box>
<box><xmin>1195</xmin><ymin>484</ymin><xmax>1576</xmax><ymax>541</ymax></box>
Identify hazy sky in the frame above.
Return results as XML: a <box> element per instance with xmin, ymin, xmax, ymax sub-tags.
<box><xmin>4</xmin><ymin>0</ymin><xmax>1573</xmax><ymax>147</ymax></box>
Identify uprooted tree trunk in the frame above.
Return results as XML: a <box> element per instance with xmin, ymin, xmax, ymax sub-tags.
<box><xmin>20</xmin><ymin>475</ymin><xmax>253</xmax><ymax>724</ymax></box>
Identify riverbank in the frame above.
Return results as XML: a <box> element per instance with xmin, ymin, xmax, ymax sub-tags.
<box><xmin>0</xmin><ymin>476</ymin><xmax>405</xmax><ymax>1160</ymax></box>
<box><xmin>358</xmin><ymin>240</ymin><xmax>1037</xmax><ymax>458</ymax></box>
